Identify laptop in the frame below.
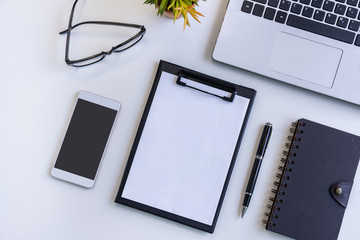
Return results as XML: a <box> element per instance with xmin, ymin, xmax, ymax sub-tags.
<box><xmin>213</xmin><ymin>0</ymin><xmax>360</xmax><ymax>105</ymax></box>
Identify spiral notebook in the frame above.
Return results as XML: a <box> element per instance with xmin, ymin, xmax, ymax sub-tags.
<box><xmin>264</xmin><ymin>118</ymin><xmax>360</xmax><ymax>240</ymax></box>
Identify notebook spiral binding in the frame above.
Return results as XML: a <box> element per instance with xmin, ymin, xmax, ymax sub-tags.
<box><xmin>263</xmin><ymin>120</ymin><xmax>306</xmax><ymax>228</ymax></box>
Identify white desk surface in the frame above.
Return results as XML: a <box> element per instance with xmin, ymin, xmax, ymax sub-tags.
<box><xmin>1</xmin><ymin>0</ymin><xmax>360</xmax><ymax>239</ymax></box>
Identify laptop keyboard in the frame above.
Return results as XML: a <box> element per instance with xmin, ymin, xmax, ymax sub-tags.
<box><xmin>241</xmin><ymin>0</ymin><xmax>360</xmax><ymax>46</ymax></box>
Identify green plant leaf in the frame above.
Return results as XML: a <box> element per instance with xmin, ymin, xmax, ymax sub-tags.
<box><xmin>158</xmin><ymin>0</ymin><xmax>169</xmax><ymax>15</ymax></box>
<box><xmin>167</xmin><ymin>0</ymin><xmax>176</xmax><ymax>10</ymax></box>
<box><xmin>145</xmin><ymin>0</ymin><xmax>205</xmax><ymax>30</ymax></box>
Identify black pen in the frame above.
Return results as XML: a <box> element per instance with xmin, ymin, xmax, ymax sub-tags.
<box><xmin>242</xmin><ymin>122</ymin><xmax>273</xmax><ymax>218</ymax></box>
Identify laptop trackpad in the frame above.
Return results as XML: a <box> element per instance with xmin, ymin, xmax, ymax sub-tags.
<box><xmin>269</xmin><ymin>32</ymin><xmax>342</xmax><ymax>88</ymax></box>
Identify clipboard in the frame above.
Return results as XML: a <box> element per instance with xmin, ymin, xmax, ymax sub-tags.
<box><xmin>115</xmin><ymin>60</ymin><xmax>256</xmax><ymax>233</ymax></box>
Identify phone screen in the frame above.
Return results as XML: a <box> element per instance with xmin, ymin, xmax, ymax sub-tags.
<box><xmin>54</xmin><ymin>98</ymin><xmax>118</xmax><ymax>180</ymax></box>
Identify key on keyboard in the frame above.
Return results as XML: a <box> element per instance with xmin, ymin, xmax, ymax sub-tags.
<box><xmin>240</xmin><ymin>0</ymin><xmax>360</xmax><ymax>46</ymax></box>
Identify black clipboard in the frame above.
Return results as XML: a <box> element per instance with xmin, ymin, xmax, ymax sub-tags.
<box><xmin>115</xmin><ymin>60</ymin><xmax>256</xmax><ymax>233</ymax></box>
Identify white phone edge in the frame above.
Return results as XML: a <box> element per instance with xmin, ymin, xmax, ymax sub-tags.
<box><xmin>51</xmin><ymin>91</ymin><xmax>121</xmax><ymax>188</ymax></box>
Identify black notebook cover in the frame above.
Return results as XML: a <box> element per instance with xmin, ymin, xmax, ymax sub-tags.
<box><xmin>265</xmin><ymin>118</ymin><xmax>360</xmax><ymax>240</ymax></box>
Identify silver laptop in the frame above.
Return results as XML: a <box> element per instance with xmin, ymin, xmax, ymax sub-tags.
<box><xmin>213</xmin><ymin>0</ymin><xmax>360</xmax><ymax>105</ymax></box>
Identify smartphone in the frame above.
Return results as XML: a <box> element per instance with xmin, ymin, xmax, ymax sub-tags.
<box><xmin>51</xmin><ymin>91</ymin><xmax>120</xmax><ymax>188</ymax></box>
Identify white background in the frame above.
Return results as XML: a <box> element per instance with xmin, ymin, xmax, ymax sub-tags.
<box><xmin>1</xmin><ymin>0</ymin><xmax>360</xmax><ymax>239</ymax></box>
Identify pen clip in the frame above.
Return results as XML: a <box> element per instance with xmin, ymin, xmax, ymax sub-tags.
<box><xmin>176</xmin><ymin>71</ymin><xmax>237</xmax><ymax>102</ymax></box>
<box><xmin>256</xmin><ymin>123</ymin><xmax>273</xmax><ymax>156</ymax></box>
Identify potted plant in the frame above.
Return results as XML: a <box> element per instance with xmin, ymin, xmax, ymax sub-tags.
<box><xmin>144</xmin><ymin>0</ymin><xmax>205</xmax><ymax>30</ymax></box>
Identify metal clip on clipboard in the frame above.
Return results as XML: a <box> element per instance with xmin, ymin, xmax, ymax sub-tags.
<box><xmin>176</xmin><ymin>71</ymin><xmax>237</xmax><ymax>102</ymax></box>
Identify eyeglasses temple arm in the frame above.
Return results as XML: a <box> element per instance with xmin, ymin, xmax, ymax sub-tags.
<box><xmin>59</xmin><ymin>21</ymin><xmax>145</xmax><ymax>35</ymax></box>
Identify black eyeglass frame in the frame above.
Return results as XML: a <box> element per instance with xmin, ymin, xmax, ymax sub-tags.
<box><xmin>60</xmin><ymin>0</ymin><xmax>146</xmax><ymax>67</ymax></box>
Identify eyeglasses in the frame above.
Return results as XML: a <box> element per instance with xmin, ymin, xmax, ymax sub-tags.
<box><xmin>59</xmin><ymin>0</ymin><xmax>146</xmax><ymax>67</ymax></box>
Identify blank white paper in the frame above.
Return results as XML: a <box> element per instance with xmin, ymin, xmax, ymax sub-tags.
<box><xmin>122</xmin><ymin>72</ymin><xmax>250</xmax><ymax>225</ymax></box>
